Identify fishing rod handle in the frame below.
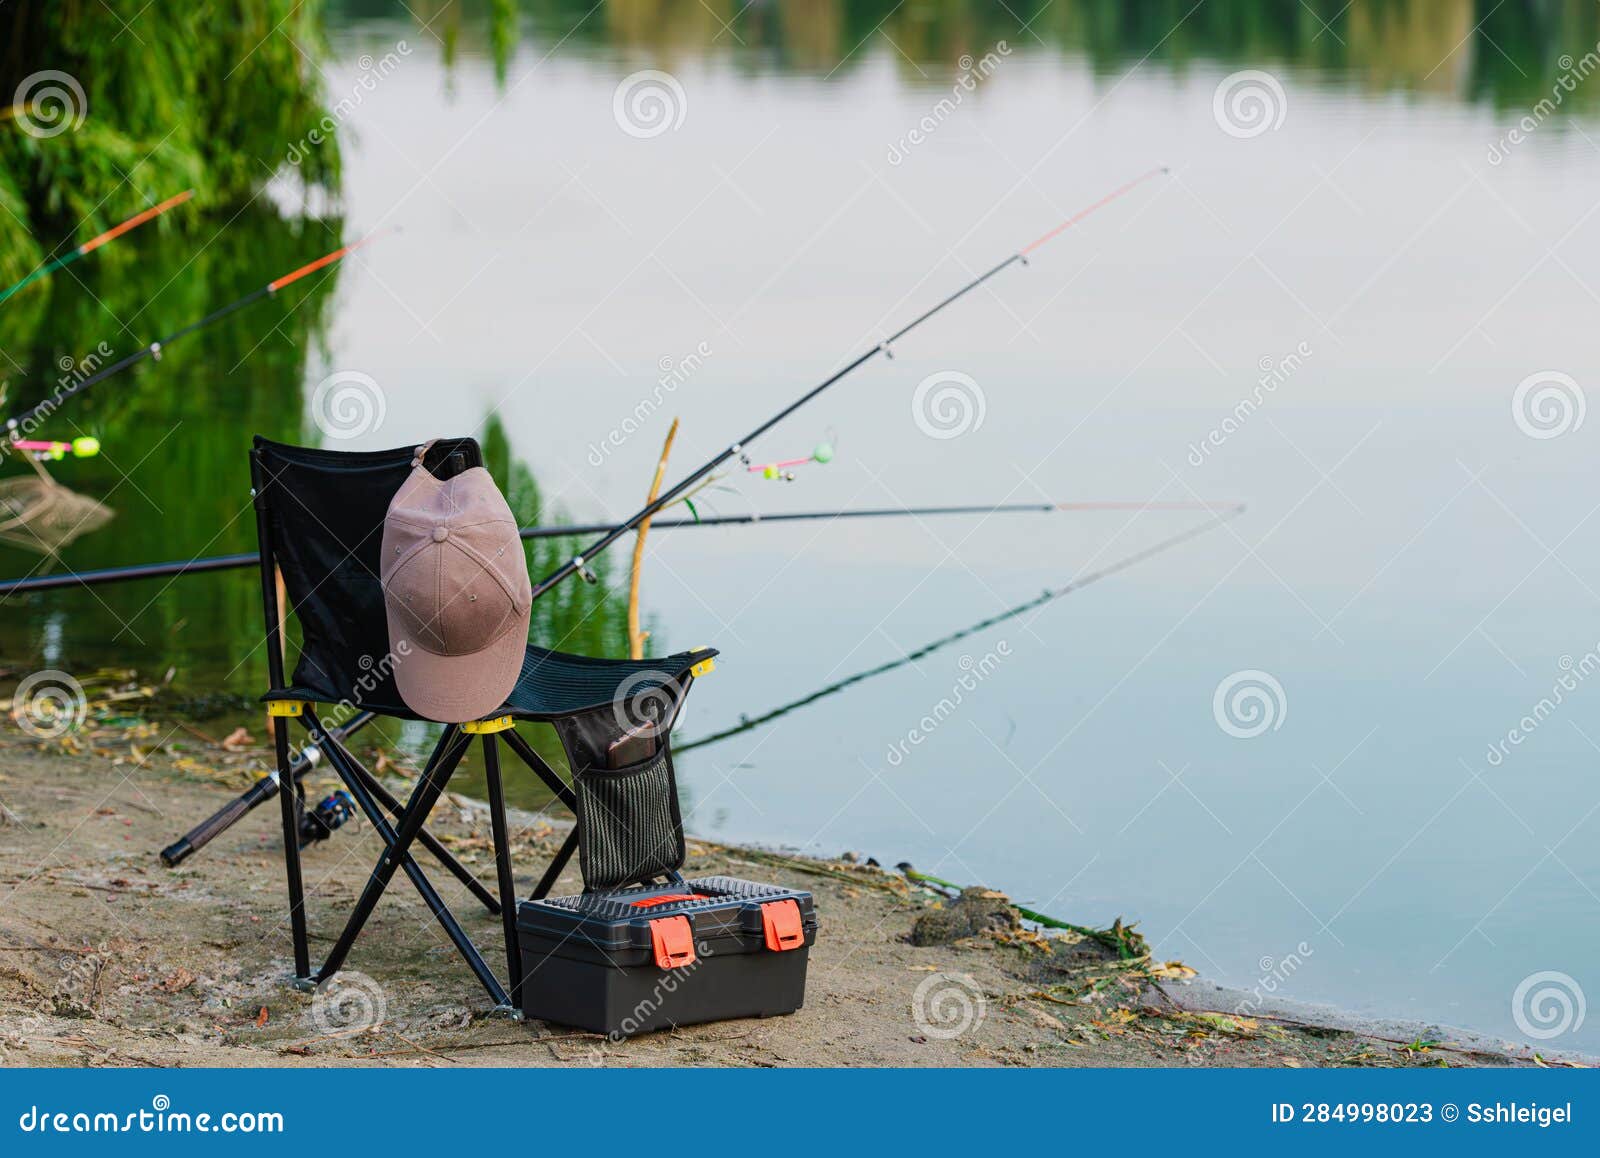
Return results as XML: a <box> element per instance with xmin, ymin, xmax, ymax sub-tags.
<box><xmin>157</xmin><ymin>746</ymin><xmax>322</xmax><ymax>866</ymax></box>
<box><xmin>157</xmin><ymin>711</ymin><xmax>375</xmax><ymax>867</ymax></box>
<box><xmin>159</xmin><ymin>773</ymin><xmax>280</xmax><ymax>866</ymax></box>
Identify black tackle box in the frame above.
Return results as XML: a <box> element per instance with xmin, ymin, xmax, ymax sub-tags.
<box><xmin>516</xmin><ymin>876</ymin><xmax>817</xmax><ymax>1036</ymax></box>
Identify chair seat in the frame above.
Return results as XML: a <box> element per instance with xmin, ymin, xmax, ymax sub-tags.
<box><xmin>265</xmin><ymin>643</ymin><xmax>715</xmax><ymax>723</ymax></box>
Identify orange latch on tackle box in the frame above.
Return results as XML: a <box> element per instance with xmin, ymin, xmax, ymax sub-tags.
<box><xmin>761</xmin><ymin>899</ymin><xmax>804</xmax><ymax>951</ymax></box>
<box><xmin>649</xmin><ymin>915</ymin><xmax>696</xmax><ymax>969</ymax></box>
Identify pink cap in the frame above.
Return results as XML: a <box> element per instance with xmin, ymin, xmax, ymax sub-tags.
<box><xmin>380</xmin><ymin>448</ymin><xmax>531</xmax><ymax>723</ymax></box>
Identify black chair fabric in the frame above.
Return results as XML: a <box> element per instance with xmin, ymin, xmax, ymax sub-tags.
<box><xmin>253</xmin><ymin>435</ymin><xmax>716</xmax><ymax>891</ymax></box>
<box><xmin>253</xmin><ymin>435</ymin><xmax>474</xmax><ymax>716</ymax></box>
<box><xmin>252</xmin><ymin>435</ymin><xmax>709</xmax><ymax>722</ymax></box>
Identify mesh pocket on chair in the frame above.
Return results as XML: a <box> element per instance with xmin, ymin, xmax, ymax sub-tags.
<box><xmin>574</xmin><ymin>748</ymin><xmax>686</xmax><ymax>891</ymax></box>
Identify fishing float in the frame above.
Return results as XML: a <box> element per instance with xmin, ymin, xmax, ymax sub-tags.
<box><xmin>6</xmin><ymin>436</ymin><xmax>101</xmax><ymax>461</ymax></box>
<box><xmin>536</xmin><ymin>167</ymin><xmax>1170</xmax><ymax>594</ymax></box>
<box><xmin>155</xmin><ymin>168</ymin><xmax>1177</xmax><ymax>866</ymax></box>
<box><xmin>748</xmin><ymin>440</ymin><xmax>834</xmax><ymax>480</ymax></box>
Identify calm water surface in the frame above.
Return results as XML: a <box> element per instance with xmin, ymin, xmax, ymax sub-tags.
<box><xmin>5</xmin><ymin>2</ymin><xmax>1600</xmax><ymax>1050</ymax></box>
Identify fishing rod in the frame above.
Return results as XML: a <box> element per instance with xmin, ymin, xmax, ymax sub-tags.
<box><xmin>677</xmin><ymin>504</ymin><xmax>1245</xmax><ymax>754</ymax></box>
<box><xmin>160</xmin><ymin>710</ymin><xmax>376</xmax><ymax>867</ymax></box>
<box><xmin>2</xmin><ymin>230</ymin><xmax>390</xmax><ymax>435</ymax></box>
<box><xmin>158</xmin><ymin>171</ymin><xmax>1168</xmax><ymax>866</ymax></box>
<box><xmin>534</xmin><ymin>166</ymin><xmax>1169</xmax><ymax>595</ymax></box>
<box><xmin>159</xmin><ymin>502</ymin><xmax>1239</xmax><ymax>868</ymax></box>
<box><xmin>0</xmin><ymin>498</ymin><xmax>1231</xmax><ymax>597</ymax></box>
<box><xmin>0</xmin><ymin>190</ymin><xmax>196</xmax><ymax>306</ymax></box>
<box><xmin>153</xmin><ymin>500</ymin><xmax>1230</xmax><ymax>866</ymax></box>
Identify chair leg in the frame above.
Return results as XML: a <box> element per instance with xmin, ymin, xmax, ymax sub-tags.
<box><xmin>500</xmin><ymin>728</ymin><xmax>578</xmax><ymax>810</ymax></box>
<box><xmin>296</xmin><ymin>712</ymin><xmax>505</xmax><ymax>995</ymax></box>
<box><xmin>313</xmin><ymin>727</ymin><xmax>483</xmax><ymax>988</ymax></box>
<box><xmin>271</xmin><ymin>714</ymin><xmax>312</xmax><ymax>986</ymax></box>
<box><xmin>310</xmin><ymin>721</ymin><xmax>500</xmax><ymax>916</ymax></box>
<box><xmin>480</xmin><ymin>735</ymin><xmax>524</xmax><ymax>1012</ymax></box>
<box><xmin>531</xmin><ymin>830</ymin><xmax>578</xmax><ymax>900</ymax></box>
<box><xmin>316</xmin><ymin>731</ymin><xmax>509</xmax><ymax>1004</ymax></box>
<box><xmin>499</xmin><ymin>727</ymin><xmax>578</xmax><ymax>899</ymax></box>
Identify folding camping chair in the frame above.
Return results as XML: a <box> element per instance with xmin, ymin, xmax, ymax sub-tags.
<box><xmin>249</xmin><ymin>436</ymin><xmax>715</xmax><ymax>1014</ymax></box>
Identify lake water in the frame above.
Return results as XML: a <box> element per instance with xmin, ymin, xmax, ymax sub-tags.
<box><xmin>5</xmin><ymin>1</ymin><xmax>1600</xmax><ymax>1052</ymax></box>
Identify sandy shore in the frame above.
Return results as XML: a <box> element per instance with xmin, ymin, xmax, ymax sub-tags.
<box><xmin>0</xmin><ymin>721</ymin><xmax>1573</xmax><ymax>1068</ymax></box>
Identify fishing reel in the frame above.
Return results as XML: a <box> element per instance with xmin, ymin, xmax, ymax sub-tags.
<box><xmin>297</xmin><ymin>789</ymin><xmax>356</xmax><ymax>848</ymax></box>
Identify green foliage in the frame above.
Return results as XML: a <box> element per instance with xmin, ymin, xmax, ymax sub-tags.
<box><xmin>480</xmin><ymin>415</ymin><xmax>632</xmax><ymax>663</ymax></box>
<box><xmin>0</xmin><ymin>164</ymin><xmax>35</xmax><ymax>290</ymax></box>
<box><xmin>505</xmin><ymin>0</ymin><xmax>1600</xmax><ymax>111</ymax></box>
<box><xmin>490</xmin><ymin>0</ymin><xmax>519</xmax><ymax>85</ymax></box>
<box><xmin>0</xmin><ymin>0</ymin><xmax>340</xmax><ymax>271</ymax></box>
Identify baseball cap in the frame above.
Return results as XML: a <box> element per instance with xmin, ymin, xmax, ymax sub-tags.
<box><xmin>380</xmin><ymin>443</ymin><xmax>531</xmax><ymax>723</ymax></box>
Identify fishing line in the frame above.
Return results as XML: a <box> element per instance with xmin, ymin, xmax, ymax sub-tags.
<box><xmin>2</xmin><ymin>230</ymin><xmax>394</xmax><ymax>435</ymax></box>
<box><xmin>0</xmin><ymin>499</ymin><xmax>1234</xmax><ymax>596</ymax></box>
<box><xmin>675</xmin><ymin>503</ymin><xmax>1244</xmax><ymax>754</ymax></box>
<box><xmin>536</xmin><ymin>167</ymin><xmax>1170</xmax><ymax>591</ymax></box>
<box><xmin>0</xmin><ymin>190</ymin><xmax>196</xmax><ymax>307</ymax></box>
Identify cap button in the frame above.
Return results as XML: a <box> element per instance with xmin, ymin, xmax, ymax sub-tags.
<box><xmin>432</xmin><ymin>526</ymin><xmax>449</xmax><ymax>542</ymax></box>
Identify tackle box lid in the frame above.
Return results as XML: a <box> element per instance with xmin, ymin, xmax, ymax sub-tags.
<box><xmin>518</xmin><ymin>876</ymin><xmax>816</xmax><ymax>959</ymax></box>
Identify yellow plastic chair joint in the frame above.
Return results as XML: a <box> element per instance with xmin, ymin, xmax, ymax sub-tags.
<box><xmin>266</xmin><ymin>700</ymin><xmax>306</xmax><ymax>718</ymax></box>
<box><xmin>463</xmin><ymin>715</ymin><xmax>515</xmax><ymax>735</ymax></box>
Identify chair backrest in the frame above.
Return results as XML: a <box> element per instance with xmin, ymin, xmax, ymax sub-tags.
<box><xmin>250</xmin><ymin>435</ymin><xmax>482</xmax><ymax>715</ymax></box>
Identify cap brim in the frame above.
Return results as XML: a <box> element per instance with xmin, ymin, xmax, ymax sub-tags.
<box><xmin>388</xmin><ymin>605</ymin><xmax>530</xmax><ymax>724</ymax></box>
